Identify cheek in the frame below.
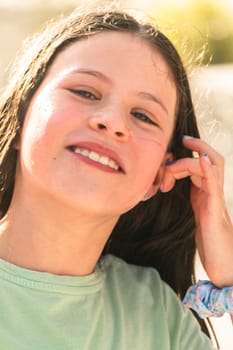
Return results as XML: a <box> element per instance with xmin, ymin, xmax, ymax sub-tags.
<box><xmin>134</xmin><ymin>133</ymin><xmax>167</xmax><ymax>165</ymax></box>
<box><xmin>19</xmin><ymin>101</ymin><xmax>60</xmax><ymax>173</ymax></box>
<box><xmin>132</xmin><ymin>122</ymin><xmax>172</xmax><ymax>154</ymax></box>
<box><xmin>132</xmin><ymin>137</ymin><xmax>166</xmax><ymax>183</ymax></box>
<box><xmin>21</xmin><ymin>91</ymin><xmax>69</xmax><ymax>150</ymax></box>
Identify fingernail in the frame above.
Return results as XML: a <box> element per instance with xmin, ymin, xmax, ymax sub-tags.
<box><xmin>182</xmin><ymin>135</ymin><xmax>193</xmax><ymax>140</ymax></box>
<box><xmin>192</xmin><ymin>151</ymin><xmax>199</xmax><ymax>159</ymax></box>
<box><xmin>203</xmin><ymin>152</ymin><xmax>211</xmax><ymax>165</ymax></box>
<box><xmin>165</xmin><ymin>160</ymin><xmax>176</xmax><ymax>166</ymax></box>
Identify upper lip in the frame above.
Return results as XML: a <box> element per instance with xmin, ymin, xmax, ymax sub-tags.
<box><xmin>66</xmin><ymin>141</ymin><xmax>126</xmax><ymax>173</ymax></box>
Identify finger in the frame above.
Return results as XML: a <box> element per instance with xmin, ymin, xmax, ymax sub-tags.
<box><xmin>160</xmin><ymin>170</ymin><xmax>176</xmax><ymax>192</ymax></box>
<box><xmin>165</xmin><ymin>158</ymin><xmax>203</xmax><ymax>178</ymax></box>
<box><xmin>199</xmin><ymin>153</ymin><xmax>223</xmax><ymax>194</ymax></box>
<box><xmin>165</xmin><ymin>154</ymin><xmax>222</xmax><ymax>195</ymax></box>
<box><xmin>190</xmin><ymin>175</ymin><xmax>202</xmax><ymax>189</ymax></box>
<box><xmin>161</xmin><ymin>158</ymin><xmax>203</xmax><ymax>191</ymax></box>
<box><xmin>161</xmin><ymin>169</ymin><xmax>203</xmax><ymax>192</ymax></box>
<box><xmin>182</xmin><ymin>135</ymin><xmax>224</xmax><ymax>169</ymax></box>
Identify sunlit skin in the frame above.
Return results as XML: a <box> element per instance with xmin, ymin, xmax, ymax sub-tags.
<box><xmin>0</xmin><ymin>32</ymin><xmax>177</xmax><ymax>275</ymax></box>
<box><xmin>17</xmin><ymin>32</ymin><xmax>176</xmax><ymax>217</ymax></box>
<box><xmin>0</xmin><ymin>31</ymin><xmax>232</xmax><ymax>287</ymax></box>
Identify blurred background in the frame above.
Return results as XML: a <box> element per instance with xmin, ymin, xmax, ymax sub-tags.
<box><xmin>0</xmin><ymin>0</ymin><xmax>232</xmax><ymax>348</ymax></box>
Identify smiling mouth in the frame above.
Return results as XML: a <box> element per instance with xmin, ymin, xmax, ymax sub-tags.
<box><xmin>68</xmin><ymin>146</ymin><xmax>123</xmax><ymax>172</ymax></box>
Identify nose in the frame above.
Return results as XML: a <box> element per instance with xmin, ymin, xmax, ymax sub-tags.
<box><xmin>88</xmin><ymin>114</ymin><xmax>131</xmax><ymax>142</ymax></box>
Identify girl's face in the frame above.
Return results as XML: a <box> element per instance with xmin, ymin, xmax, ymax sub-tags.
<box><xmin>17</xmin><ymin>31</ymin><xmax>177</xmax><ymax>217</ymax></box>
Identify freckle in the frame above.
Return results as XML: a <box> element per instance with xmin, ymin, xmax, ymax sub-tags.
<box><xmin>53</xmin><ymin>157</ymin><xmax>57</xmax><ymax>160</ymax></box>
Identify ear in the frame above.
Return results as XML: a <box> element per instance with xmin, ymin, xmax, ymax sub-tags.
<box><xmin>141</xmin><ymin>152</ymin><xmax>173</xmax><ymax>201</ymax></box>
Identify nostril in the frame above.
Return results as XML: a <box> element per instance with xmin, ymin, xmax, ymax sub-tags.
<box><xmin>115</xmin><ymin>131</ymin><xmax>124</xmax><ymax>137</ymax></box>
<box><xmin>97</xmin><ymin>123</ymin><xmax>107</xmax><ymax>130</ymax></box>
<box><xmin>94</xmin><ymin>121</ymin><xmax>128</xmax><ymax>139</ymax></box>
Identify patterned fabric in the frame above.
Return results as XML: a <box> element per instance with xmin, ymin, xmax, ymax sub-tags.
<box><xmin>183</xmin><ymin>280</ymin><xmax>233</xmax><ymax>319</ymax></box>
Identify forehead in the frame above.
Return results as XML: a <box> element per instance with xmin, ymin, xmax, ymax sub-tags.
<box><xmin>48</xmin><ymin>31</ymin><xmax>175</xmax><ymax>84</ymax></box>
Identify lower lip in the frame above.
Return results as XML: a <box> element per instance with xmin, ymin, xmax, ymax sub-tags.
<box><xmin>68</xmin><ymin>149</ymin><xmax>121</xmax><ymax>174</ymax></box>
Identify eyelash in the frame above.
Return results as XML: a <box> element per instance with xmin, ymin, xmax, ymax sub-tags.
<box><xmin>70</xmin><ymin>89</ymin><xmax>158</xmax><ymax>127</ymax></box>
<box><xmin>131</xmin><ymin>111</ymin><xmax>157</xmax><ymax>126</ymax></box>
<box><xmin>70</xmin><ymin>89</ymin><xmax>99</xmax><ymax>100</ymax></box>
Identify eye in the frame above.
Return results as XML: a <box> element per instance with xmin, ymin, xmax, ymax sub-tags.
<box><xmin>69</xmin><ymin>89</ymin><xmax>99</xmax><ymax>100</ymax></box>
<box><xmin>132</xmin><ymin>111</ymin><xmax>158</xmax><ymax>126</ymax></box>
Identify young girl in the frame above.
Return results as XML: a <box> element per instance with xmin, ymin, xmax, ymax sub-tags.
<box><xmin>0</xmin><ymin>6</ymin><xmax>232</xmax><ymax>349</ymax></box>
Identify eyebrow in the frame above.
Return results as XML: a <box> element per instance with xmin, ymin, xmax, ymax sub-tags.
<box><xmin>71</xmin><ymin>68</ymin><xmax>168</xmax><ymax>115</ymax></box>
<box><xmin>137</xmin><ymin>91</ymin><xmax>168</xmax><ymax>116</ymax></box>
<box><xmin>71</xmin><ymin>68</ymin><xmax>111</xmax><ymax>84</ymax></box>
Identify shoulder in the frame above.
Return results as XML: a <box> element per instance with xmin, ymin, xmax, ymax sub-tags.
<box><xmin>99</xmin><ymin>253</ymin><xmax>162</xmax><ymax>284</ymax></box>
<box><xmin>99</xmin><ymin>255</ymin><xmax>216</xmax><ymax>349</ymax></box>
<box><xmin>99</xmin><ymin>254</ymin><xmax>176</xmax><ymax>306</ymax></box>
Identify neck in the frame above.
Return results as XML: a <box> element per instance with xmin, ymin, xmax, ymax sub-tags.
<box><xmin>0</xmin><ymin>194</ymin><xmax>118</xmax><ymax>276</ymax></box>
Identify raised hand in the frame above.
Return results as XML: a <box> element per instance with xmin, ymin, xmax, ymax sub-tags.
<box><xmin>161</xmin><ymin>135</ymin><xmax>233</xmax><ymax>287</ymax></box>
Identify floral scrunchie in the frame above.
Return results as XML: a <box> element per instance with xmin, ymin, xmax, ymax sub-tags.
<box><xmin>183</xmin><ymin>280</ymin><xmax>233</xmax><ymax>319</ymax></box>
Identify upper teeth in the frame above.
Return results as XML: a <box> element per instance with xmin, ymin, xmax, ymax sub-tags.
<box><xmin>73</xmin><ymin>148</ymin><xmax>120</xmax><ymax>171</ymax></box>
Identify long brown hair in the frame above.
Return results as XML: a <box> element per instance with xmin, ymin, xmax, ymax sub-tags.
<box><xmin>0</xmin><ymin>7</ymin><xmax>213</xmax><ymax>338</ymax></box>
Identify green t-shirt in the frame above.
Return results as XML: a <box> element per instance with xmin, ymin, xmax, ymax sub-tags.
<box><xmin>0</xmin><ymin>254</ymin><xmax>216</xmax><ymax>349</ymax></box>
